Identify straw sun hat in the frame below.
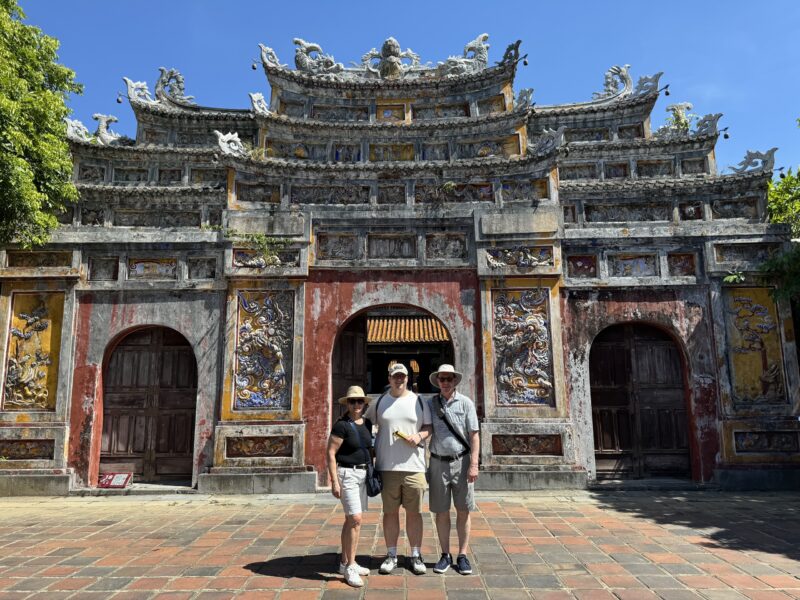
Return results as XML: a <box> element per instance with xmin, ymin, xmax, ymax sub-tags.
<box><xmin>429</xmin><ymin>364</ymin><xmax>463</xmax><ymax>388</ymax></box>
<box><xmin>337</xmin><ymin>385</ymin><xmax>371</xmax><ymax>405</ymax></box>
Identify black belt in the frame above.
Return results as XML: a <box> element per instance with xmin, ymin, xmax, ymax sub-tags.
<box><xmin>338</xmin><ymin>464</ymin><xmax>368</xmax><ymax>470</ymax></box>
<box><xmin>430</xmin><ymin>450</ymin><xmax>469</xmax><ymax>462</ymax></box>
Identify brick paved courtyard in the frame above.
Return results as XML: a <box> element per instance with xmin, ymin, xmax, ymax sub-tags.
<box><xmin>0</xmin><ymin>490</ymin><xmax>798</xmax><ymax>599</ymax></box>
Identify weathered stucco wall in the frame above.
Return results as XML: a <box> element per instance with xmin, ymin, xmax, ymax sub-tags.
<box><xmin>67</xmin><ymin>290</ymin><xmax>224</xmax><ymax>487</ymax></box>
<box><xmin>561</xmin><ymin>288</ymin><xmax>720</xmax><ymax>482</ymax></box>
<box><xmin>303</xmin><ymin>269</ymin><xmax>481</xmax><ymax>484</ymax></box>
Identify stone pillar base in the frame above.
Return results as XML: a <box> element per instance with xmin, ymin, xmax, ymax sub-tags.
<box><xmin>0</xmin><ymin>473</ymin><xmax>71</xmax><ymax>496</ymax></box>
<box><xmin>476</xmin><ymin>466</ymin><xmax>587</xmax><ymax>491</ymax></box>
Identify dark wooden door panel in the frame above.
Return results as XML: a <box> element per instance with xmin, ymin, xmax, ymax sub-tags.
<box><xmin>102</xmin><ymin>328</ymin><xmax>197</xmax><ymax>482</ymax></box>
<box><xmin>591</xmin><ymin>324</ymin><xmax>690</xmax><ymax>479</ymax></box>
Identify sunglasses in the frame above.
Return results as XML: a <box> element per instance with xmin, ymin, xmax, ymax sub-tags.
<box><xmin>437</xmin><ymin>376</ymin><xmax>455</xmax><ymax>382</ymax></box>
<box><xmin>347</xmin><ymin>398</ymin><xmax>366</xmax><ymax>405</ymax></box>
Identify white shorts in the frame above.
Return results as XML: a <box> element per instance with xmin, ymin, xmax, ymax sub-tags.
<box><xmin>337</xmin><ymin>466</ymin><xmax>368</xmax><ymax>515</ymax></box>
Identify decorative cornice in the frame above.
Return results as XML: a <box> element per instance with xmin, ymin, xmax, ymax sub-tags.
<box><xmin>562</xmin><ymin>132</ymin><xmax>718</xmax><ymax>157</ymax></box>
<box><xmin>75</xmin><ymin>183</ymin><xmax>226</xmax><ymax>198</ymax></box>
<box><xmin>68</xmin><ymin>138</ymin><xmax>217</xmax><ymax>157</ymax></box>
<box><xmin>532</xmin><ymin>89</ymin><xmax>658</xmax><ymax>118</ymax></box>
<box><xmin>559</xmin><ymin>170</ymin><xmax>770</xmax><ymax>197</ymax></box>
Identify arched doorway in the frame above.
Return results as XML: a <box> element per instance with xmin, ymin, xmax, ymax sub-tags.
<box><xmin>100</xmin><ymin>327</ymin><xmax>197</xmax><ymax>482</ymax></box>
<box><xmin>589</xmin><ymin>323</ymin><xmax>690</xmax><ymax>479</ymax></box>
<box><xmin>331</xmin><ymin>305</ymin><xmax>454</xmax><ymax>418</ymax></box>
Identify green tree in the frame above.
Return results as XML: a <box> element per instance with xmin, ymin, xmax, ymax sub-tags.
<box><xmin>0</xmin><ymin>0</ymin><xmax>81</xmax><ymax>247</ymax></box>
<box><xmin>761</xmin><ymin>122</ymin><xmax>800</xmax><ymax>302</ymax></box>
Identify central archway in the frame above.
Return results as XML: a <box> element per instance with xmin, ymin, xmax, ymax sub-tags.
<box><xmin>331</xmin><ymin>305</ymin><xmax>454</xmax><ymax>418</ymax></box>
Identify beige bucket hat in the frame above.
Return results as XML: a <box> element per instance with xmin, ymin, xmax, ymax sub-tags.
<box><xmin>429</xmin><ymin>364</ymin><xmax>463</xmax><ymax>388</ymax></box>
<box><xmin>337</xmin><ymin>385</ymin><xmax>371</xmax><ymax>405</ymax></box>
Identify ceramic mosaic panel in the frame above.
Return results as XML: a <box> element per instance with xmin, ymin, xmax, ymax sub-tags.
<box><xmin>667</xmin><ymin>253</ymin><xmax>696</xmax><ymax>276</ymax></box>
<box><xmin>226</xmin><ymin>436</ymin><xmax>294</xmax><ymax>458</ymax></box>
<box><xmin>3</xmin><ymin>292</ymin><xmax>64</xmax><ymax>411</ymax></box>
<box><xmin>567</xmin><ymin>255</ymin><xmax>597</xmax><ymax>278</ymax></box>
<box><xmin>724</xmin><ymin>288</ymin><xmax>786</xmax><ymax>404</ymax></box>
<box><xmin>0</xmin><ymin>439</ymin><xmax>55</xmax><ymax>460</ymax></box>
<box><xmin>376</xmin><ymin>105</ymin><xmax>405</xmax><ymax>122</ymax></box>
<box><xmin>486</xmin><ymin>246</ymin><xmax>553</xmax><ymax>270</ymax></box>
<box><xmin>609</xmin><ymin>254</ymin><xmax>658</xmax><ymax>277</ymax></box>
<box><xmin>492</xmin><ymin>434</ymin><xmax>563</xmax><ymax>456</ymax></box>
<box><xmin>234</xmin><ymin>290</ymin><xmax>294</xmax><ymax>410</ymax></box>
<box><xmin>127</xmin><ymin>258</ymin><xmax>178</xmax><ymax>280</ymax></box>
<box><xmin>492</xmin><ymin>288</ymin><xmax>554</xmax><ymax>406</ymax></box>
<box><xmin>734</xmin><ymin>431</ymin><xmax>799</xmax><ymax>453</ymax></box>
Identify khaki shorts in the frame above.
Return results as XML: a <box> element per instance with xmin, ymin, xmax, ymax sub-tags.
<box><xmin>428</xmin><ymin>454</ymin><xmax>475</xmax><ymax>513</ymax></box>
<box><xmin>380</xmin><ymin>471</ymin><xmax>426</xmax><ymax>513</ymax></box>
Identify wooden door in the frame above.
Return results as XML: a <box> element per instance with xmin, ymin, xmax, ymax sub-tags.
<box><xmin>590</xmin><ymin>324</ymin><xmax>690</xmax><ymax>479</ymax></box>
<box><xmin>101</xmin><ymin>328</ymin><xmax>197</xmax><ymax>481</ymax></box>
<box><xmin>331</xmin><ymin>316</ymin><xmax>367</xmax><ymax>420</ymax></box>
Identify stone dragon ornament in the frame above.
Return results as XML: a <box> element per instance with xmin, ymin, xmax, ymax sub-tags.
<box><xmin>514</xmin><ymin>88</ymin><xmax>534</xmax><ymax>110</ymax></box>
<box><xmin>122</xmin><ymin>77</ymin><xmax>156</xmax><ymax>104</ymax></box>
<box><xmin>528</xmin><ymin>126</ymin><xmax>566</xmax><ymax>156</ymax></box>
<box><xmin>154</xmin><ymin>68</ymin><xmax>196</xmax><ymax>105</ymax></box>
<box><xmin>213</xmin><ymin>131</ymin><xmax>248</xmax><ymax>159</ymax></box>
<box><xmin>437</xmin><ymin>33</ymin><xmax>490</xmax><ymax>77</ymax></box>
<box><xmin>592</xmin><ymin>64</ymin><xmax>633</xmax><ymax>100</ymax></box>
<box><xmin>249</xmin><ymin>92</ymin><xmax>271</xmax><ymax>117</ymax></box>
<box><xmin>361</xmin><ymin>37</ymin><xmax>421</xmax><ymax>79</ymax></box>
<box><xmin>293</xmin><ymin>38</ymin><xmax>344</xmax><ymax>76</ymax></box>
<box><xmin>730</xmin><ymin>148</ymin><xmax>778</xmax><ymax>173</ymax></box>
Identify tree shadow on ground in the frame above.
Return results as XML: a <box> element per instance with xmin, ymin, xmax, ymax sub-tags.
<box><xmin>246</xmin><ymin>552</ymin><xmax>377</xmax><ymax>581</ymax></box>
<box><xmin>588</xmin><ymin>490</ymin><xmax>800</xmax><ymax>563</ymax></box>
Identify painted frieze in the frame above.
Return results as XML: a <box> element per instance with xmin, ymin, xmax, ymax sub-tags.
<box><xmin>317</xmin><ymin>234</ymin><xmax>360</xmax><ymax>260</ymax></box>
<box><xmin>0</xmin><ymin>439</ymin><xmax>55</xmax><ymax>460</ymax></box>
<box><xmin>734</xmin><ymin>431</ymin><xmax>799</xmax><ymax>453</ymax></box>
<box><xmin>127</xmin><ymin>258</ymin><xmax>178</xmax><ymax>280</ymax></box>
<box><xmin>6</xmin><ymin>252</ymin><xmax>71</xmax><ymax>268</ymax></box>
<box><xmin>667</xmin><ymin>253</ymin><xmax>696</xmax><ymax>276</ymax></box>
<box><xmin>426</xmin><ymin>234</ymin><xmax>467</xmax><ymax>260</ymax></box>
<box><xmin>609</xmin><ymin>254</ymin><xmax>658</xmax><ymax>277</ymax></box>
<box><xmin>234</xmin><ymin>290</ymin><xmax>294</xmax><ymax>411</ymax></box>
<box><xmin>566</xmin><ymin>255</ymin><xmax>597</xmax><ymax>278</ymax></box>
<box><xmin>486</xmin><ymin>246</ymin><xmax>553</xmax><ymax>270</ymax></box>
<box><xmin>723</xmin><ymin>288</ymin><xmax>786</xmax><ymax>404</ymax></box>
<box><xmin>492</xmin><ymin>288</ymin><xmax>555</xmax><ymax>406</ymax></box>
<box><xmin>3</xmin><ymin>292</ymin><xmax>64</xmax><ymax>411</ymax></box>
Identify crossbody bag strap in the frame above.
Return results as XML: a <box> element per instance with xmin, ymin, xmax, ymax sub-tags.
<box><xmin>436</xmin><ymin>394</ymin><xmax>471</xmax><ymax>453</ymax></box>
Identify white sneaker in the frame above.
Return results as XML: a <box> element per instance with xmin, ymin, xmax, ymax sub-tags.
<box><xmin>409</xmin><ymin>554</ymin><xmax>427</xmax><ymax>575</ymax></box>
<box><xmin>339</xmin><ymin>562</ymin><xmax>369</xmax><ymax>576</ymax></box>
<box><xmin>379</xmin><ymin>554</ymin><xmax>398</xmax><ymax>574</ymax></box>
<box><xmin>344</xmin><ymin>564</ymin><xmax>364</xmax><ymax>587</ymax></box>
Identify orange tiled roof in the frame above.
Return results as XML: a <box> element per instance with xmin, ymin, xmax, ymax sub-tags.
<box><xmin>367</xmin><ymin>317</ymin><xmax>450</xmax><ymax>343</ymax></box>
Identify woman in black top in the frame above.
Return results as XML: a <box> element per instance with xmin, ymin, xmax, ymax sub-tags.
<box><xmin>326</xmin><ymin>385</ymin><xmax>374</xmax><ymax>587</ymax></box>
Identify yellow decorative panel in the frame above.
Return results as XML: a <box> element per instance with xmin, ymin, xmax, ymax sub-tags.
<box><xmin>723</xmin><ymin>288</ymin><xmax>786</xmax><ymax>404</ymax></box>
<box><xmin>3</xmin><ymin>292</ymin><xmax>64</xmax><ymax>411</ymax></box>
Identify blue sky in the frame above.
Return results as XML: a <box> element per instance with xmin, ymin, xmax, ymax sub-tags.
<box><xmin>20</xmin><ymin>0</ymin><xmax>800</xmax><ymax>173</ymax></box>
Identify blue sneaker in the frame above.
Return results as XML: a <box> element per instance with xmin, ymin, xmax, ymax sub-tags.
<box><xmin>456</xmin><ymin>554</ymin><xmax>472</xmax><ymax>575</ymax></box>
<box><xmin>433</xmin><ymin>552</ymin><xmax>452</xmax><ymax>574</ymax></box>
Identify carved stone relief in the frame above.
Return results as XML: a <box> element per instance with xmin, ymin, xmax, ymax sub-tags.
<box><xmin>78</xmin><ymin>164</ymin><xmax>106</xmax><ymax>183</ymax></box>
<box><xmin>458</xmin><ymin>140</ymin><xmax>504</xmax><ymax>159</ymax></box>
<box><xmin>177</xmin><ymin>131</ymin><xmax>212</xmax><ymax>145</ymax></box>
<box><xmin>158</xmin><ymin>168</ymin><xmax>183</xmax><ymax>185</ymax></box>
<box><xmin>421</xmin><ymin>144</ymin><xmax>449</xmax><ymax>161</ymax></box>
<box><xmin>6</xmin><ymin>252</ymin><xmax>71</xmax><ymax>268</ymax></box>
<box><xmin>679</xmin><ymin>202</ymin><xmax>704</xmax><ymax>221</ymax></box>
<box><xmin>682</xmin><ymin>158</ymin><xmax>707</xmax><ymax>175</ymax></box>
<box><xmin>333</xmin><ymin>144</ymin><xmax>361</xmax><ymax>163</ymax></box>
<box><xmin>142</xmin><ymin>129</ymin><xmax>168</xmax><ymax>144</ymax></box>
<box><xmin>368</xmin><ymin>235</ymin><xmax>416</xmax><ymax>259</ymax></box>
<box><xmin>234</xmin><ymin>290</ymin><xmax>294</xmax><ymax>411</ymax></box>
<box><xmin>113</xmin><ymin>168</ymin><xmax>148</xmax><ymax>184</ymax></box>
<box><xmin>609</xmin><ymin>254</ymin><xmax>658</xmax><ymax>277</ymax></box>
<box><xmin>501</xmin><ymin>180</ymin><xmax>547</xmax><ymax>202</ymax></box>
<box><xmin>377</xmin><ymin>186</ymin><xmax>406</xmax><ymax>205</ymax></box>
<box><xmin>425</xmin><ymin>234</ymin><xmax>467</xmax><ymax>260</ymax></box>
<box><xmin>127</xmin><ymin>258</ymin><xmax>178</xmax><ymax>280</ymax></box>
<box><xmin>618</xmin><ymin>124</ymin><xmax>644</xmax><ymax>139</ymax></box>
<box><xmin>565</xmin><ymin>128</ymin><xmax>609</xmax><ymax>143</ymax></box>
<box><xmin>188</xmin><ymin>258</ymin><xmax>216</xmax><ymax>280</ymax></box>
<box><xmin>734</xmin><ymin>431</ymin><xmax>799</xmax><ymax>453</ymax></box>
<box><xmin>226</xmin><ymin>435</ymin><xmax>294</xmax><ymax>458</ymax></box>
<box><xmin>724</xmin><ymin>288</ymin><xmax>786</xmax><ymax>404</ymax></box>
<box><xmin>369</xmin><ymin>144</ymin><xmax>414</xmax><ymax>162</ymax></box>
<box><xmin>312</xmin><ymin>105</ymin><xmax>369</xmax><ymax>122</ymax></box>
<box><xmin>190</xmin><ymin>168</ymin><xmax>226</xmax><ymax>185</ymax></box>
<box><xmin>492</xmin><ymin>289</ymin><xmax>554</xmax><ymax>406</ymax></box>
<box><xmin>667</xmin><ymin>253</ymin><xmax>696</xmax><ymax>276</ymax></box>
<box><xmin>0</xmin><ymin>439</ymin><xmax>55</xmax><ymax>460</ymax></box>
<box><xmin>486</xmin><ymin>246</ymin><xmax>553</xmax><ymax>270</ymax></box>
<box><xmin>3</xmin><ymin>293</ymin><xmax>64</xmax><ymax>411</ymax></box>
<box><xmin>604</xmin><ymin>163</ymin><xmax>629</xmax><ymax>179</ymax></box>
<box><xmin>413</xmin><ymin>104</ymin><xmax>469</xmax><ymax>120</ymax></box>
<box><xmin>712</xmin><ymin>198</ymin><xmax>758</xmax><ymax>220</ymax></box>
<box><xmin>81</xmin><ymin>207</ymin><xmax>105</xmax><ymax>226</ymax></box>
<box><xmin>268</xmin><ymin>141</ymin><xmax>327</xmax><ymax>161</ymax></box>
<box><xmin>233</xmin><ymin>249</ymin><xmax>298</xmax><ymax>269</ymax></box>
<box><xmin>477</xmin><ymin>95</ymin><xmax>505</xmax><ymax>115</ymax></box>
<box><xmin>317</xmin><ymin>234</ymin><xmax>360</xmax><ymax>260</ymax></box>
<box><xmin>237</xmin><ymin>183</ymin><xmax>281</xmax><ymax>203</ymax></box>
<box><xmin>567</xmin><ymin>255</ymin><xmax>597</xmax><ymax>278</ymax></box>
<box><xmin>416</xmin><ymin>183</ymin><xmax>493</xmax><ymax>204</ymax></box>
<box><xmin>114</xmin><ymin>211</ymin><xmax>201</xmax><ymax>228</ymax></box>
<box><xmin>560</xmin><ymin>164</ymin><xmax>597</xmax><ymax>180</ymax></box>
<box><xmin>280</xmin><ymin>101</ymin><xmax>305</xmax><ymax>118</ymax></box>
<box><xmin>492</xmin><ymin>434</ymin><xmax>563</xmax><ymax>456</ymax></box>
<box><xmin>563</xmin><ymin>206</ymin><xmax>576</xmax><ymax>223</ymax></box>
<box><xmin>89</xmin><ymin>257</ymin><xmax>119</xmax><ymax>281</ymax></box>
<box><xmin>638</xmin><ymin>161</ymin><xmax>674</xmax><ymax>178</ymax></box>
<box><xmin>291</xmin><ymin>185</ymin><xmax>370</xmax><ymax>205</ymax></box>
<box><xmin>715</xmin><ymin>244</ymin><xmax>779</xmax><ymax>264</ymax></box>
<box><xmin>585</xmin><ymin>203</ymin><xmax>670</xmax><ymax>223</ymax></box>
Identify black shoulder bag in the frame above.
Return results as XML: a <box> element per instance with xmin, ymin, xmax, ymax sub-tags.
<box><xmin>348</xmin><ymin>420</ymin><xmax>382</xmax><ymax>497</ymax></box>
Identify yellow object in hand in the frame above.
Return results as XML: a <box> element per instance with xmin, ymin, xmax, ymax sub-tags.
<box><xmin>393</xmin><ymin>430</ymin><xmax>410</xmax><ymax>440</ymax></box>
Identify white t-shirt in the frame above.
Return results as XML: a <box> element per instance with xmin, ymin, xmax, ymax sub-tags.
<box><xmin>365</xmin><ymin>391</ymin><xmax>432</xmax><ymax>473</ymax></box>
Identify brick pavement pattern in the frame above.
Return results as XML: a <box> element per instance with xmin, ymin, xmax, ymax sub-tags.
<box><xmin>0</xmin><ymin>491</ymin><xmax>798</xmax><ymax>599</ymax></box>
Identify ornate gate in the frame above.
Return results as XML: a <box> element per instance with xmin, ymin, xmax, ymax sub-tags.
<box><xmin>590</xmin><ymin>324</ymin><xmax>690</xmax><ymax>479</ymax></box>
<box><xmin>101</xmin><ymin>327</ymin><xmax>197</xmax><ymax>481</ymax></box>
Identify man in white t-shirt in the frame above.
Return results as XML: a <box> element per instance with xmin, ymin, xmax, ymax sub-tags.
<box><xmin>365</xmin><ymin>362</ymin><xmax>432</xmax><ymax>575</ymax></box>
